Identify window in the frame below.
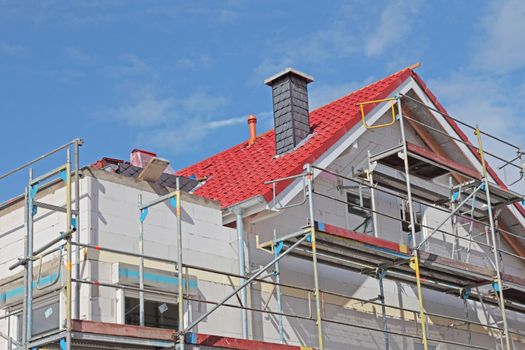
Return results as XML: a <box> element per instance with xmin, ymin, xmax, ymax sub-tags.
<box><xmin>400</xmin><ymin>200</ymin><xmax>422</xmax><ymax>233</ymax></box>
<box><xmin>346</xmin><ymin>191</ymin><xmax>371</xmax><ymax>216</ymax></box>
<box><xmin>16</xmin><ymin>300</ymin><xmax>60</xmax><ymax>341</ymax></box>
<box><xmin>124</xmin><ymin>297</ymin><xmax>178</xmax><ymax>330</ymax></box>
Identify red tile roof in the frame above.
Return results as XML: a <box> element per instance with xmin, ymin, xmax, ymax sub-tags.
<box><xmin>178</xmin><ymin>67</ymin><xmax>413</xmax><ymax>208</ymax></box>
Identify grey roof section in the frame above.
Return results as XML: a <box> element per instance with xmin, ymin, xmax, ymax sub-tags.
<box><xmin>117</xmin><ymin>163</ymin><xmax>200</xmax><ymax>192</ymax></box>
<box><xmin>264</xmin><ymin>67</ymin><xmax>314</xmax><ymax>86</ymax></box>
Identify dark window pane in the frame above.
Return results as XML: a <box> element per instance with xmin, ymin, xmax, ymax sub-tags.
<box><xmin>124</xmin><ymin>297</ymin><xmax>178</xmax><ymax>330</ymax></box>
<box><xmin>32</xmin><ymin>301</ymin><xmax>60</xmax><ymax>336</ymax></box>
<box><xmin>347</xmin><ymin>192</ymin><xmax>371</xmax><ymax>216</ymax></box>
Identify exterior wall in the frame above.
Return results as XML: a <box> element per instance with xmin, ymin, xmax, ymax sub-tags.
<box><xmin>0</xmin><ymin>175</ymin><xmax>91</xmax><ymax>348</ymax></box>
<box><xmin>246</xmin><ymin>113</ymin><xmax>525</xmax><ymax>349</ymax></box>
<box><xmin>85</xmin><ymin>171</ymin><xmax>245</xmax><ymax>338</ymax></box>
<box><xmin>0</xmin><ymin>112</ymin><xmax>524</xmax><ymax>349</ymax></box>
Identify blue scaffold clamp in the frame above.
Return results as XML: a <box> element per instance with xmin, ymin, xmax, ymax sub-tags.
<box><xmin>30</xmin><ymin>182</ymin><xmax>40</xmax><ymax>200</ymax></box>
<box><xmin>306</xmin><ymin>233</ymin><xmax>312</xmax><ymax>243</ymax></box>
<box><xmin>492</xmin><ymin>280</ymin><xmax>501</xmax><ymax>292</ymax></box>
<box><xmin>274</xmin><ymin>241</ymin><xmax>284</xmax><ymax>256</ymax></box>
<box><xmin>169</xmin><ymin>196</ymin><xmax>177</xmax><ymax>208</ymax></box>
<box><xmin>60</xmin><ymin>338</ymin><xmax>67</xmax><ymax>350</ymax></box>
<box><xmin>59</xmin><ymin>169</ymin><xmax>68</xmax><ymax>182</ymax></box>
<box><xmin>140</xmin><ymin>207</ymin><xmax>149</xmax><ymax>222</ymax></box>
<box><xmin>461</xmin><ymin>288</ymin><xmax>471</xmax><ymax>300</ymax></box>
<box><xmin>451</xmin><ymin>191</ymin><xmax>460</xmax><ymax>202</ymax></box>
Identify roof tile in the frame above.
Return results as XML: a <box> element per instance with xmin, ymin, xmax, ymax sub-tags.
<box><xmin>179</xmin><ymin>68</ymin><xmax>413</xmax><ymax>208</ymax></box>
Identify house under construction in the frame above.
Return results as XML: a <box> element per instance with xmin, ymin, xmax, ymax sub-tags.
<box><xmin>1</xmin><ymin>64</ymin><xmax>525</xmax><ymax>350</ymax></box>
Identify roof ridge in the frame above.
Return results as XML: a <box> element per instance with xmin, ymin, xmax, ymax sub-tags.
<box><xmin>179</xmin><ymin>66</ymin><xmax>415</xmax><ymax>176</ymax></box>
<box><xmin>310</xmin><ymin>66</ymin><xmax>413</xmax><ymax>112</ymax></box>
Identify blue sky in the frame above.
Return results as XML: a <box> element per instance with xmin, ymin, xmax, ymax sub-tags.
<box><xmin>1</xmin><ymin>0</ymin><xmax>525</xmax><ymax>198</ymax></box>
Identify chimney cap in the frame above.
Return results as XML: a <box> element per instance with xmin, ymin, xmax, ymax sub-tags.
<box><xmin>264</xmin><ymin>67</ymin><xmax>314</xmax><ymax>86</ymax></box>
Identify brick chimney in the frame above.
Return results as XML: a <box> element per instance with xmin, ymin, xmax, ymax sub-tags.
<box><xmin>265</xmin><ymin>67</ymin><xmax>314</xmax><ymax>155</ymax></box>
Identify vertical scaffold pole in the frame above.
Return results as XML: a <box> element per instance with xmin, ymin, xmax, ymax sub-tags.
<box><xmin>25</xmin><ymin>169</ymin><xmax>34</xmax><ymax>349</ymax></box>
<box><xmin>305</xmin><ymin>164</ymin><xmax>324</xmax><ymax>350</ymax></box>
<box><xmin>475</xmin><ymin>126</ymin><xmax>512</xmax><ymax>350</ymax></box>
<box><xmin>378</xmin><ymin>270</ymin><xmax>389</xmax><ymax>350</ymax></box>
<box><xmin>234</xmin><ymin>206</ymin><xmax>248</xmax><ymax>339</ymax></box>
<box><xmin>21</xmin><ymin>185</ymin><xmax>28</xmax><ymax>349</ymax></box>
<box><xmin>138</xmin><ymin>194</ymin><xmax>145</xmax><ymax>327</ymax></box>
<box><xmin>368</xmin><ymin>150</ymin><xmax>379</xmax><ymax>237</ymax></box>
<box><xmin>273</xmin><ymin>230</ymin><xmax>284</xmax><ymax>344</ymax></box>
<box><xmin>176</xmin><ymin>177</ymin><xmax>185</xmax><ymax>350</ymax></box>
<box><xmin>65</xmin><ymin>148</ymin><xmax>72</xmax><ymax>350</ymax></box>
<box><xmin>397</xmin><ymin>97</ymin><xmax>428</xmax><ymax>350</ymax></box>
<box><xmin>74</xmin><ymin>140</ymin><xmax>81</xmax><ymax>320</ymax></box>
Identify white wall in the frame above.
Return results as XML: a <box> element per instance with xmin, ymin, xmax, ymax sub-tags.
<box><xmin>246</xmin><ymin>112</ymin><xmax>525</xmax><ymax>349</ymax></box>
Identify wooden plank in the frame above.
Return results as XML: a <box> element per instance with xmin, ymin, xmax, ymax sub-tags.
<box><xmin>137</xmin><ymin>157</ymin><xmax>170</xmax><ymax>182</ymax></box>
<box><xmin>71</xmin><ymin>320</ymin><xmax>174</xmax><ymax>341</ymax></box>
<box><xmin>316</xmin><ymin>221</ymin><xmax>405</xmax><ymax>254</ymax></box>
<box><xmin>406</xmin><ymin>142</ymin><xmax>481</xmax><ymax>180</ymax></box>
<box><xmin>71</xmin><ymin>321</ymin><xmax>316</xmax><ymax>349</ymax></box>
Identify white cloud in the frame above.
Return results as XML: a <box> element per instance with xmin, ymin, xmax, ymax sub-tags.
<box><xmin>364</xmin><ymin>0</ymin><xmax>420</xmax><ymax>57</ymax></box>
<box><xmin>473</xmin><ymin>0</ymin><xmax>525</xmax><ymax>73</ymax></box>
<box><xmin>65</xmin><ymin>47</ymin><xmax>94</xmax><ymax>65</ymax></box>
<box><xmin>429</xmin><ymin>74</ymin><xmax>525</xmax><ymax>191</ymax></box>
<box><xmin>107</xmin><ymin>90</ymin><xmax>176</xmax><ymax>127</ymax></box>
<box><xmin>181</xmin><ymin>90</ymin><xmax>229</xmax><ymax>115</ymax></box>
<box><xmin>310</xmin><ymin>80</ymin><xmax>370</xmax><ymax>110</ymax></box>
<box><xmin>174</xmin><ymin>55</ymin><xmax>214</xmax><ymax>70</ymax></box>
<box><xmin>0</xmin><ymin>42</ymin><xmax>27</xmax><ymax>57</ymax></box>
<box><xmin>101</xmin><ymin>86</ymin><xmax>253</xmax><ymax>154</ymax></box>
<box><xmin>252</xmin><ymin>1</ymin><xmax>421</xmax><ymax>83</ymax></box>
<box><xmin>110</xmin><ymin>53</ymin><xmax>156</xmax><ymax>78</ymax></box>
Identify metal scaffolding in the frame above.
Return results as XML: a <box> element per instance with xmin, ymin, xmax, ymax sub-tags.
<box><xmin>0</xmin><ymin>139</ymin><xmax>82</xmax><ymax>350</ymax></box>
<box><xmin>1</xmin><ymin>92</ymin><xmax>525</xmax><ymax>350</ymax></box>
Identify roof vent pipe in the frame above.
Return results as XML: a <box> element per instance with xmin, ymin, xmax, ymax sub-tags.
<box><xmin>265</xmin><ymin>67</ymin><xmax>314</xmax><ymax>155</ymax></box>
<box><xmin>248</xmin><ymin>114</ymin><xmax>257</xmax><ymax>146</ymax></box>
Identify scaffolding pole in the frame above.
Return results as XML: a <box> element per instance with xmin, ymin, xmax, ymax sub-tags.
<box><xmin>273</xmin><ymin>230</ymin><xmax>285</xmax><ymax>344</ymax></box>
<box><xmin>397</xmin><ymin>97</ymin><xmax>429</xmax><ymax>350</ymax></box>
<box><xmin>74</xmin><ymin>139</ymin><xmax>81</xmax><ymax>320</ymax></box>
<box><xmin>23</xmin><ymin>169</ymin><xmax>33</xmax><ymax>349</ymax></box>
<box><xmin>65</xmin><ymin>148</ymin><xmax>73</xmax><ymax>350</ymax></box>
<box><xmin>367</xmin><ymin>150</ymin><xmax>379</xmax><ymax>237</ymax></box>
<box><xmin>305</xmin><ymin>164</ymin><xmax>324</xmax><ymax>350</ymax></box>
<box><xmin>475</xmin><ymin>126</ymin><xmax>512</xmax><ymax>350</ymax></box>
<box><xmin>182</xmin><ymin>233</ymin><xmax>310</xmax><ymax>335</ymax></box>
<box><xmin>377</xmin><ymin>269</ymin><xmax>389</xmax><ymax>350</ymax></box>
<box><xmin>138</xmin><ymin>193</ymin><xmax>145</xmax><ymax>327</ymax></box>
<box><xmin>176</xmin><ymin>177</ymin><xmax>185</xmax><ymax>350</ymax></box>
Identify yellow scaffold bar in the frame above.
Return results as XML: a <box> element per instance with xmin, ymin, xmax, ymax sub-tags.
<box><xmin>410</xmin><ymin>252</ymin><xmax>429</xmax><ymax>350</ymax></box>
<box><xmin>358</xmin><ymin>97</ymin><xmax>397</xmax><ymax>130</ymax></box>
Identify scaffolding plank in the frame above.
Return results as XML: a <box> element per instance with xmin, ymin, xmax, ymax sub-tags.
<box><xmin>70</xmin><ymin>320</ymin><xmax>315</xmax><ymax>350</ymax></box>
<box><xmin>71</xmin><ymin>319</ymin><xmax>174</xmax><ymax>341</ymax></box>
<box><xmin>370</xmin><ymin>142</ymin><xmax>481</xmax><ymax>180</ymax></box>
<box><xmin>185</xmin><ymin>332</ymin><xmax>315</xmax><ymax>349</ymax></box>
<box><xmin>315</xmin><ymin>221</ymin><xmax>409</xmax><ymax>255</ymax></box>
<box><xmin>367</xmin><ymin>163</ymin><xmax>449</xmax><ymax>204</ymax></box>
<box><xmin>406</xmin><ymin>142</ymin><xmax>482</xmax><ymax>180</ymax></box>
<box><xmin>310</xmin><ymin>222</ymin><xmax>525</xmax><ymax>305</ymax></box>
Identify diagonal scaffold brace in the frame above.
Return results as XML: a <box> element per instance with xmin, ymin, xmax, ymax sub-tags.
<box><xmin>177</xmin><ymin>232</ymin><xmax>310</xmax><ymax>340</ymax></box>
